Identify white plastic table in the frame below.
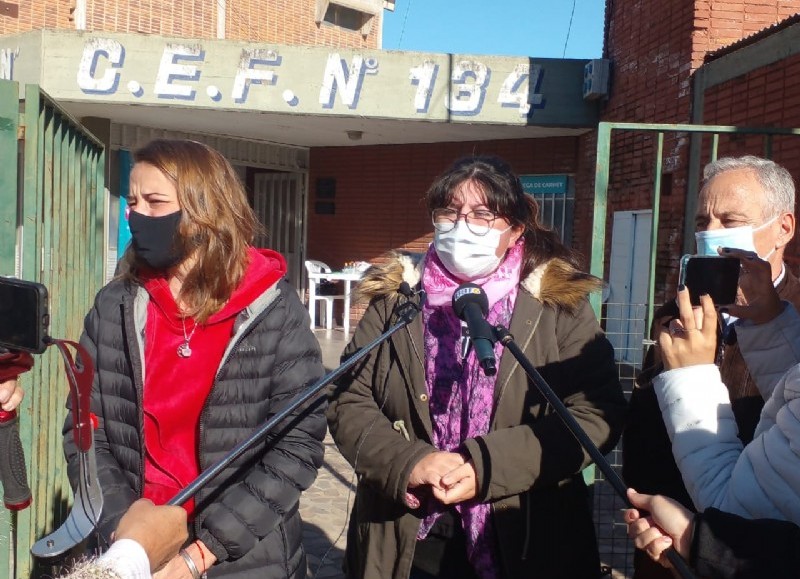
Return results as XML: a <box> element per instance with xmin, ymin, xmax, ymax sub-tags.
<box><xmin>307</xmin><ymin>270</ymin><xmax>363</xmax><ymax>335</ymax></box>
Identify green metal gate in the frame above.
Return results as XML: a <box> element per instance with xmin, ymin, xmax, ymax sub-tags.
<box><xmin>589</xmin><ymin>121</ymin><xmax>800</xmax><ymax>324</ymax></box>
<box><xmin>0</xmin><ymin>80</ymin><xmax>106</xmax><ymax>579</ymax></box>
<box><xmin>587</xmin><ymin>121</ymin><xmax>800</xmax><ymax>577</ymax></box>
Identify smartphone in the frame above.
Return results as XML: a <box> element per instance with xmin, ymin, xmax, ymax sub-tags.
<box><xmin>678</xmin><ymin>255</ymin><xmax>740</xmax><ymax>306</ymax></box>
<box><xmin>0</xmin><ymin>277</ymin><xmax>50</xmax><ymax>354</ymax></box>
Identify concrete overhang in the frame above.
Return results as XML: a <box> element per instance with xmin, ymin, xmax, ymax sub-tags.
<box><xmin>1</xmin><ymin>30</ymin><xmax>599</xmax><ymax>148</ymax></box>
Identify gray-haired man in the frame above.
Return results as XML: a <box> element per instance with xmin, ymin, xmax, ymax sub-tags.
<box><xmin>623</xmin><ymin>155</ymin><xmax>800</xmax><ymax>579</ymax></box>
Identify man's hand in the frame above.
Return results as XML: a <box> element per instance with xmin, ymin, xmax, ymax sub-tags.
<box><xmin>114</xmin><ymin>499</ymin><xmax>188</xmax><ymax>573</ymax></box>
<box><xmin>0</xmin><ymin>378</ymin><xmax>24</xmax><ymax>412</ymax></box>
<box><xmin>624</xmin><ymin>489</ymin><xmax>694</xmax><ymax>568</ymax></box>
<box><xmin>0</xmin><ymin>349</ymin><xmax>34</xmax><ymax>383</ymax></box>
<box><xmin>720</xmin><ymin>247</ymin><xmax>784</xmax><ymax>324</ymax></box>
<box><xmin>435</xmin><ymin>460</ymin><xmax>477</xmax><ymax>504</ymax></box>
<box><xmin>408</xmin><ymin>451</ymin><xmax>465</xmax><ymax>489</ymax></box>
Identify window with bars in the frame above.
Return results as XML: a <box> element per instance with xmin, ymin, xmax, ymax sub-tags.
<box><xmin>520</xmin><ymin>174</ymin><xmax>575</xmax><ymax>246</ymax></box>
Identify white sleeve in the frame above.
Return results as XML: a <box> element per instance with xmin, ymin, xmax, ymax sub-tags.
<box><xmin>653</xmin><ymin>364</ymin><xmax>743</xmax><ymax>510</ymax></box>
<box><xmin>95</xmin><ymin>539</ymin><xmax>151</xmax><ymax>579</ymax></box>
<box><xmin>654</xmin><ymin>363</ymin><xmax>800</xmax><ymax>523</ymax></box>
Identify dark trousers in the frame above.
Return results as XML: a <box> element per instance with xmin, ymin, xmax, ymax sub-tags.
<box><xmin>410</xmin><ymin>510</ymin><xmax>481</xmax><ymax>579</ymax></box>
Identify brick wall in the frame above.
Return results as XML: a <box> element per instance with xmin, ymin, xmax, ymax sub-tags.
<box><xmin>308</xmin><ymin>138</ymin><xmax>581</xmax><ymax>324</ymax></box>
<box><xmin>697</xmin><ymin>1</ymin><xmax>800</xmax><ymax>54</ymax></box>
<box><xmin>0</xmin><ymin>0</ymin><xmax>381</xmax><ymax>48</ymax></box>
<box><xmin>573</xmin><ymin>0</ymin><xmax>698</xmax><ymax>295</ymax></box>
<box><xmin>2</xmin><ymin>0</ymin><xmax>73</xmax><ymax>31</ymax></box>
<box><xmin>703</xmin><ymin>51</ymin><xmax>800</xmax><ymax>269</ymax></box>
<box><xmin>574</xmin><ymin>0</ymin><xmax>800</xmax><ymax>303</ymax></box>
<box><xmin>308</xmin><ymin>138</ymin><xmax>582</xmax><ymax>268</ymax></box>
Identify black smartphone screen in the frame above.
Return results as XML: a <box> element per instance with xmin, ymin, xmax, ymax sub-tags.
<box><xmin>681</xmin><ymin>256</ymin><xmax>740</xmax><ymax>306</ymax></box>
<box><xmin>0</xmin><ymin>278</ymin><xmax>50</xmax><ymax>354</ymax></box>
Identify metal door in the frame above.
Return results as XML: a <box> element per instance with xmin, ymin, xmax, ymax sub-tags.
<box><xmin>606</xmin><ymin>210</ymin><xmax>652</xmax><ymax>366</ymax></box>
<box><xmin>253</xmin><ymin>172</ymin><xmax>305</xmax><ymax>292</ymax></box>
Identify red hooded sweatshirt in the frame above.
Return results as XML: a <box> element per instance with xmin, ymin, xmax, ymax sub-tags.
<box><xmin>140</xmin><ymin>247</ymin><xmax>286</xmax><ymax>513</ymax></box>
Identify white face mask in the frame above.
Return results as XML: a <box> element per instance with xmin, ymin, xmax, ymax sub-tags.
<box><xmin>434</xmin><ymin>221</ymin><xmax>511</xmax><ymax>281</ymax></box>
<box><xmin>695</xmin><ymin>215</ymin><xmax>778</xmax><ymax>259</ymax></box>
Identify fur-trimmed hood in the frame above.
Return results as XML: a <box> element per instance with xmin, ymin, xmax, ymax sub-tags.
<box><xmin>356</xmin><ymin>251</ymin><xmax>602</xmax><ymax>313</ymax></box>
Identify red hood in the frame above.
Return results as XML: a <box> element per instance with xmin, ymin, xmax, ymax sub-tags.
<box><xmin>143</xmin><ymin>247</ymin><xmax>287</xmax><ymax>325</ymax></box>
<box><xmin>208</xmin><ymin>247</ymin><xmax>286</xmax><ymax>323</ymax></box>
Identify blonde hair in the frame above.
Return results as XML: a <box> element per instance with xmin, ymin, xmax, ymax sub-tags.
<box><xmin>119</xmin><ymin>139</ymin><xmax>262</xmax><ymax>322</ymax></box>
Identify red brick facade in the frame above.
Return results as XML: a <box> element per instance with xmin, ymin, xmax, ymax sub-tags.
<box><xmin>0</xmin><ymin>0</ymin><xmax>381</xmax><ymax>48</ymax></box>
<box><xmin>7</xmin><ymin>0</ymin><xmax>800</xmax><ymax>307</ymax></box>
<box><xmin>307</xmin><ymin>137</ymin><xmax>582</xmax><ymax>269</ymax></box>
<box><xmin>308</xmin><ymin>137</ymin><xmax>582</xmax><ymax>321</ymax></box>
<box><xmin>702</xmin><ymin>50</ymin><xmax>800</xmax><ymax>269</ymax></box>
<box><xmin>574</xmin><ymin>0</ymin><xmax>800</xmax><ymax>302</ymax></box>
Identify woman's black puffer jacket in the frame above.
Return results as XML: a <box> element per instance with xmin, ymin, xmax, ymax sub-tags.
<box><xmin>63</xmin><ymin>277</ymin><xmax>327</xmax><ymax>578</ymax></box>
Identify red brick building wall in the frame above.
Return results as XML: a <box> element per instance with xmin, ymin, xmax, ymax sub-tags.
<box><xmin>308</xmin><ymin>137</ymin><xmax>582</xmax><ymax>268</ymax></box>
<box><xmin>574</xmin><ymin>0</ymin><xmax>800</xmax><ymax>301</ymax></box>
<box><xmin>702</xmin><ymin>50</ymin><xmax>800</xmax><ymax>269</ymax></box>
<box><xmin>308</xmin><ymin>137</ymin><xmax>582</xmax><ymax>321</ymax></box>
<box><xmin>0</xmin><ymin>0</ymin><xmax>381</xmax><ymax>48</ymax></box>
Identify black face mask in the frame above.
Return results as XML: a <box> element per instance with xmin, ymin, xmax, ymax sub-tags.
<box><xmin>128</xmin><ymin>210</ymin><xmax>184</xmax><ymax>270</ymax></box>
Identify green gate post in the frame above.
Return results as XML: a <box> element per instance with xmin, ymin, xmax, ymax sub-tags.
<box><xmin>0</xmin><ymin>84</ymin><xmax>108</xmax><ymax>579</ymax></box>
<box><xmin>0</xmin><ymin>78</ymin><xmax>20</xmax><ymax>579</ymax></box>
<box><xmin>0</xmin><ymin>79</ymin><xmax>18</xmax><ymax>275</ymax></box>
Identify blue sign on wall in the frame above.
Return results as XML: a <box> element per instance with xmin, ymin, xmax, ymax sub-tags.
<box><xmin>520</xmin><ymin>175</ymin><xmax>568</xmax><ymax>195</ymax></box>
<box><xmin>117</xmin><ymin>150</ymin><xmax>132</xmax><ymax>259</ymax></box>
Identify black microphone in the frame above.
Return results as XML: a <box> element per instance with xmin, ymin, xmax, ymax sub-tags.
<box><xmin>452</xmin><ymin>283</ymin><xmax>496</xmax><ymax>376</ymax></box>
<box><xmin>398</xmin><ymin>282</ymin><xmax>413</xmax><ymax>298</ymax></box>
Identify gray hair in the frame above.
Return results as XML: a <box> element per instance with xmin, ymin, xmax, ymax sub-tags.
<box><xmin>703</xmin><ymin>155</ymin><xmax>795</xmax><ymax>218</ymax></box>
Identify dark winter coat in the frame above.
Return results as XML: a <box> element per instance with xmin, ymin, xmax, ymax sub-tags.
<box><xmin>327</xmin><ymin>253</ymin><xmax>627</xmax><ymax>579</ymax></box>
<box><xmin>63</xmin><ymin>277</ymin><xmax>326</xmax><ymax>579</ymax></box>
<box><xmin>690</xmin><ymin>508</ymin><xmax>800</xmax><ymax>578</ymax></box>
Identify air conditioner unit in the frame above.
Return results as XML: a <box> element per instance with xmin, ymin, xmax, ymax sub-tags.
<box><xmin>316</xmin><ymin>0</ymin><xmax>383</xmax><ymax>35</ymax></box>
<box><xmin>583</xmin><ymin>59</ymin><xmax>610</xmax><ymax>100</ymax></box>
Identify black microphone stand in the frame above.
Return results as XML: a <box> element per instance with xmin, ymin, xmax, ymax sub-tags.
<box><xmin>491</xmin><ymin>324</ymin><xmax>697</xmax><ymax>579</ymax></box>
<box><xmin>169</xmin><ymin>295</ymin><xmax>423</xmax><ymax>507</ymax></box>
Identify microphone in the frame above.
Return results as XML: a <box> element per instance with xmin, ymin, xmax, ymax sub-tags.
<box><xmin>452</xmin><ymin>283</ymin><xmax>497</xmax><ymax>376</ymax></box>
<box><xmin>398</xmin><ymin>282</ymin><xmax>413</xmax><ymax>298</ymax></box>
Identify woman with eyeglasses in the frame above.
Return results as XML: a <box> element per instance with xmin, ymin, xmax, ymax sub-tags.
<box><xmin>327</xmin><ymin>156</ymin><xmax>626</xmax><ymax>579</ymax></box>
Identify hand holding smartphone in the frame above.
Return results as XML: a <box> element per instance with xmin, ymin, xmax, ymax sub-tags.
<box><xmin>0</xmin><ymin>277</ymin><xmax>50</xmax><ymax>354</ymax></box>
<box><xmin>678</xmin><ymin>255</ymin><xmax>741</xmax><ymax>307</ymax></box>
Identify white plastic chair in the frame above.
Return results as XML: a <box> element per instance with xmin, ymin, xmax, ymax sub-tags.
<box><xmin>305</xmin><ymin>260</ymin><xmax>345</xmax><ymax>330</ymax></box>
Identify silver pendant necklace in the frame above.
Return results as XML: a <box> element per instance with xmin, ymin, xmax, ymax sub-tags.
<box><xmin>178</xmin><ymin>316</ymin><xmax>199</xmax><ymax>358</ymax></box>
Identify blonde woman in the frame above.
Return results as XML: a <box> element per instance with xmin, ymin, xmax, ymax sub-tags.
<box><xmin>64</xmin><ymin>139</ymin><xmax>326</xmax><ymax>579</ymax></box>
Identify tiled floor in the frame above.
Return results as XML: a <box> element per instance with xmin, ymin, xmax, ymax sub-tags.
<box><xmin>301</xmin><ymin>330</ymin><xmax>352</xmax><ymax>579</ymax></box>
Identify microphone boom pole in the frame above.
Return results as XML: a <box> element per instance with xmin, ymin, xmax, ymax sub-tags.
<box><xmin>492</xmin><ymin>324</ymin><xmax>697</xmax><ymax>579</ymax></box>
<box><xmin>169</xmin><ymin>295</ymin><xmax>423</xmax><ymax>507</ymax></box>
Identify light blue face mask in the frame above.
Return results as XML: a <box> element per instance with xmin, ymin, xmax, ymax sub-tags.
<box><xmin>694</xmin><ymin>215</ymin><xmax>778</xmax><ymax>258</ymax></box>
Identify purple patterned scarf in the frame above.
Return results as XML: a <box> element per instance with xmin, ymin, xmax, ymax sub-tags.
<box><xmin>417</xmin><ymin>240</ymin><xmax>523</xmax><ymax>579</ymax></box>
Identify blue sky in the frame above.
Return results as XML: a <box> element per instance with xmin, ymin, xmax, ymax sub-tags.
<box><xmin>383</xmin><ymin>0</ymin><xmax>606</xmax><ymax>59</ymax></box>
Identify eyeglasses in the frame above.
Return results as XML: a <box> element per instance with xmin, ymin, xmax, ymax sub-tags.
<box><xmin>432</xmin><ymin>208</ymin><xmax>499</xmax><ymax>236</ymax></box>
